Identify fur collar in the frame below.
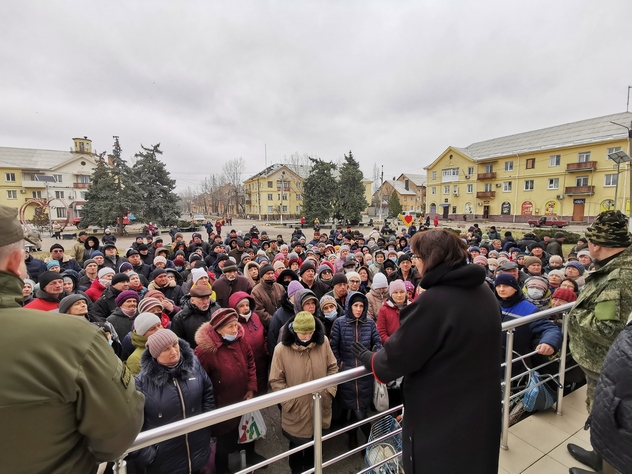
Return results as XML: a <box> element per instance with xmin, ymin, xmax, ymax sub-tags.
<box><xmin>280</xmin><ymin>315</ymin><xmax>326</xmax><ymax>347</ymax></box>
<box><xmin>139</xmin><ymin>339</ymin><xmax>195</xmax><ymax>387</ymax></box>
<box><xmin>194</xmin><ymin>321</ymin><xmax>245</xmax><ymax>354</ymax></box>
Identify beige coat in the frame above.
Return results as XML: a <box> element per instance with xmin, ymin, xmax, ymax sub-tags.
<box><xmin>269</xmin><ymin>334</ymin><xmax>338</xmax><ymax>439</ymax></box>
<box><xmin>366</xmin><ymin>288</ymin><xmax>387</xmax><ymax>322</ymax></box>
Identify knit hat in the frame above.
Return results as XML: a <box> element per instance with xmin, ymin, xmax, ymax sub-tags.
<box><xmin>523</xmin><ymin>256</ymin><xmax>542</xmax><ymax>268</ymax></box>
<box><xmin>222</xmin><ymin>263</ymin><xmax>238</xmax><ymax>273</ymax></box>
<box><xmin>46</xmin><ymin>260</ymin><xmax>60</xmax><ymax>270</ymax></box>
<box><xmin>190</xmin><ymin>267</ymin><xmax>208</xmax><ymax>284</ymax></box>
<box><xmin>115</xmin><ymin>290</ymin><xmax>139</xmax><ymax>306</ymax></box>
<box><xmin>548</xmin><ymin>269</ymin><xmax>566</xmax><ymax>280</ymax></box>
<box><xmin>293</xmin><ymin>311</ymin><xmax>315</xmax><ymax>334</ymax></box>
<box><xmin>173</xmin><ymin>257</ymin><xmax>186</xmax><ymax>267</ymax></box>
<box><xmin>398</xmin><ymin>254</ymin><xmax>411</xmax><ymax>263</ymax></box>
<box><xmin>585</xmin><ymin>210</ymin><xmax>631</xmax><ymax>247</ymax></box>
<box><xmin>372</xmin><ymin>273</ymin><xmax>388</xmax><ymax>289</ymax></box>
<box><xmin>577</xmin><ymin>250</ymin><xmax>592</xmax><ymax>259</ymax></box>
<box><xmin>153</xmin><ymin>256</ymin><xmax>167</xmax><ymax>266</ymax></box>
<box><xmin>389</xmin><ymin>279</ymin><xmax>406</xmax><ymax>295</ymax></box>
<box><xmin>524</xmin><ymin>275</ymin><xmax>549</xmax><ymax>292</ymax></box>
<box><xmin>259</xmin><ymin>264</ymin><xmax>275</xmax><ymax>277</ymax></box>
<box><xmin>98</xmin><ymin>267</ymin><xmax>115</xmax><ymax>278</ymax></box>
<box><xmin>317</xmin><ymin>264</ymin><xmax>333</xmax><ymax>276</ymax></box>
<box><xmin>319</xmin><ymin>294</ymin><xmax>337</xmax><ymax>310</ymax></box>
<box><xmin>468</xmin><ymin>246</ymin><xmax>481</xmax><ymax>253</ymax></box>
<box><xmin>58</xmin><ymin>294</ymin><xmax>89</xmax><ymax>314</ymax></box>
<box><xmin>147</xmin><ymin>329</ymin><xmax>179</xmax><ymax>359</ymax></box>
<box><xmin>190</xmin><ymin>285</ymin><xmax>212</xmax><ymax>297</ymax></box>
<box><xmin>137</xmin><ymin>297</ymin><xmax>163</xmax><ymax>314</ymax></box>
<box><xmin>331</xmin><ymin>273</ymin><xmax>348</xmax><ymax>286</ymax></box>
<box><xmin>287</xmin><ymin>280</ymin><xmax>303</xmax><ymax>298</ymax></box>
<box><xmin>134</xmin><ymin>312</ymin><xmax>162</xmax><ymax>336</ymax></box>
<box><xmin>150</xmin><ymin>268</ymin><xmax>167</xmax><ymax>281</ymax></box>
<box><xmin>49</xmin><ymin>243</ymin><xmax>64</xmax><ymax>252</ymax></box>
<box><xmin>554</xmin><ymin>231</ymin><xmax>566</xmax><ymax>239</ymax></box>
<box><xmin>346</xmin><ymin>271</ymin><xmax>361</xmax><ymax>282</ymax></box>
<box><xmin>111</xmin><ymin>273</ymin><xmax>130</xmax><ymax>286</ymax></box>
<box><xmin>565</xmin><ymin>260</ymin><xmax>585</xmax><ymax>275</ymax></box>
<box><xmin>299</xmin><ymin>261</ymin><xmax>315</xmax><ymax>276</ymax></box>
<box><xmin>210</xmin><ymin>307</ymin><xmax>238</xmax><ymax>330</ymax></box>
<box><xmin>494</xmin><ymin>273</ymin><xmax>520</xmax><ymax>291</ymax></box>
<box><xmin>119</xmin><ymin>262</ymin><xmax>133</xmax><ymax>273</ymax></box>
<box><xmin>23</xmin><ymin>278</ymin><xmax>35</xmax><ymax>291</ymax></box>
<box><xmin>39</xmin><ymin>271</ymin><xmax>63</xmax><ymax>289</ymax></box>
<box><xmin>83</xmin><ymin>258</ymin><xmax>97</xmax><ymax>269</ymax></box>
<box><xmin>548</xmin><ymin>255</ymin><xmax>563</xmax><ymax>265</ymax></box>
<box><xmin>473</xmin><ymin>255</ymin><xmax>488</xmax><ymax>266</ymax></box>
<box><xmin>552</xmin><ymin>288</ymin><xmax>578</xmax><ymax>303</ymax></box>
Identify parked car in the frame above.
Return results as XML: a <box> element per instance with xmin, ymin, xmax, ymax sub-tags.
<box><xmin>192</xmin><ymin>214</ymin><xmax>206</xmax><ymax>225</ymax></box>
<box><xmin>527</xmin><ymin>217</ymin><xmax>569</xmax><ymax>228</ymax></box>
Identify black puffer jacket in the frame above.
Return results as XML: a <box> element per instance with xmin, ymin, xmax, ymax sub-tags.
<box><xmin>90</xmin><ymin>286</ymin><xmax>122</xmax><ymax>323</ymax></box>
<box><xmin>171</xmin><ymin>296</ymin><xmax>220</xmax><ymax>349</ymax></box>
<box><xmin>132</xmin><ymin>340</ymin><xmax>215</xmax><ymax>473</ymax></box>
<box><xmin>267</xmin><ymin>292</ymin><xmax>296</xmax><ymax>356</ymax></box>
<box><xmin>590</xmin><ymin>320</ymin><xmax>632</xmax><ymax>473</ymax></box>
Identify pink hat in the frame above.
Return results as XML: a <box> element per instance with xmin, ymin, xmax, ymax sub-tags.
<box><xmin>389</xmin><ymin>279</ymin><xmax>406</xmax><ymax>296</ymax></box>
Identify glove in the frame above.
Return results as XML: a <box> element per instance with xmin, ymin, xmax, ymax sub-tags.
<box><xmin>351</xmin><ymin>341</ymin><xmax>374</xmax><ymax>370</ymax></box>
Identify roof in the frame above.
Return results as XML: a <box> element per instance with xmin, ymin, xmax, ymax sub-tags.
<box><xmin>246</xmin><ymin>163</ymin><xmax>311</xmax><ymax>181</ymax></box>
<box><xmin>384</xmin><ymin>180</ymin><xmax>415</xmax><ymax>196</ymax></box>
<box><xmin>399</xmin><ymin>173</ymin><xmax>426</xmax><ymax>186</ymax></box>
<box><xmin>0</xmin><ymin>146</ymin><xmax>95</xmax><ymax>170</ymax></box>
<box><xmin>462</xmin><ymin>112</ymin><xmax>632</xmax><ymax>160</ymax></box>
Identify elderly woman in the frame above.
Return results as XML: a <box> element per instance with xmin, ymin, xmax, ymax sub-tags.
<box><xmin>269</xmin><ymin>312</ymin><xmax>338</xmax><ymax>474</ymax></box>
<box><xmin>105</xmin><ymin>290</ymin><xmax>139</xmax><ymax>342</ymax></box>
<box><xmin>522</xmin><ymin>275</ymin><xmax>552</xmax><ymax>310</ymax></box>
<box><xmin>132</xmin><ymin>329</ymin><xmax>215</xmax><ymax>473</ymax></box>
<box><xmin>351</xmin><ymin>229</ymin><xmax>503</xmax><ymax>474</ymax></box>
<box><xmin>21</xmin><ymin>278</ymin><xmax>35</xmax><ymax>306</ymax></box>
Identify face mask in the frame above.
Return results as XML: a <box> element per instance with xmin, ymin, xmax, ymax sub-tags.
<box><xmin>175</xmin><ymin>266</ymin><xmax>183</xmax><ymax>271</ymax></box>
<box><xmin>488</xmin><ymin>265</ymin><xmax>497</xmax><ymax>271</ymax></box>
<box><xmin>527</xmin><ymin>288</ymin><xmax>545</xmax><ymax>299</ymax></box>
<box><xmin>241</xmin><ymin>311</ymin><xmax>252</xmax><ymax>322</ymax></box>
<box><xmin>324</xmin><ymin>310</ymin><xmax>338</xmax><ymax>321</ymax></box>
<box><xmin>108</xmin><ymin>338</ymin><xmax>114</xmax><ymax>346</ymax></box>
<box><xmin>389</xmin><ymin>257</ymin><xmax>397</xmax><ymax>262</ymax></box>
<box><xmin>263</xmin><ymin>279</ymin><xmax>275</xmax><ymax>285</ymax></box>
<box><xmin>99</xmin><ymin>278</ymin><xmax>112</xmax><ymax>287</ymax></box>
<box><xmin>223</xmin><ymin>333</ymin><xmax>237</xmax><ymax>342</ymax></box>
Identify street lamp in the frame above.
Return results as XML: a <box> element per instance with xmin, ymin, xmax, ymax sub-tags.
<box><xmin>607</xmin><ymin>150</ymin><xmax>632</xmax><ymax>211</ymax></box>
<box><xmin>609</xmin><ymin>121</ymin><xmax>632</xmax><ymax>228</ymax></box>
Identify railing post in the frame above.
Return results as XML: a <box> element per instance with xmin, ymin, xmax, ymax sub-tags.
<box><xmin>112</xmin><ymin>458</ymin><xmax>127</xmax><ymax>474</ymax></box>
<box><xmin>501</xmin><ymin>329</ymin><xmax>514</xmax><ymax>450</ymax></box>
<box><xmin>313</xmin><ymin>392</ymin><xmax>323</xmax><ymax>474</ymax></box>
<box><xmin>556</xmin><ymin>312</ymin><xmax>569</xmax><ymax>415</ymax></box>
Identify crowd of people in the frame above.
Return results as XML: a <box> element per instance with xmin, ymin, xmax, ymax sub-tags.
<box><xmin>4</xmin><ymin>208</ymin><xmax>632</xmax><ymax>474</ymax></box>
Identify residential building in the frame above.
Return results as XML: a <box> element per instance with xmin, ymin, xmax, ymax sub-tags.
<box><xmin>424</xmin><ymin>112</ymin><xmax>632</xmax><ymax>223</ymax></box>
<box><xmin>372</xmin><ymin>173</ymin><xmax>426</xmax><ymax>217</ymax></box>
<box><xmin>0</xmin><ymin>137</ymin><xmax>99</xmax><ymax>223</ymax></box>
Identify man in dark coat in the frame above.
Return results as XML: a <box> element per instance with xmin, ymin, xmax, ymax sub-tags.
<box><xmin>299</xmin><ymin>261</ymin><xmax>329</xmax><ymax>299</ymax></box>
<box><xmin>171</xmin><ymin>286</ymin><xmax>220</xmax><ymax>349</ymax></box>
<box><xmin>147</xmin><ymin>268</ymin><xmax>184</xmax><ymax>307</ymax></box>
<box><xmin>24</xmin><ymin>249</ymin><xmax>47</xmax><ymax>283</ymax></box>
<box><xmin>251</xmin><ymin>264</ymin><xmax>285</xmax><ymax>328</ymax></box>
<box><xmin>546</xmin><ymin>231</ymin><xmax>566</xmax><ymax>258</ymax></box>
<box><xmin>101</xmin><ymin>243</ymin><xmax>126</xmax><ymax>271</ymax></box>
<box><xmin>90</xmin><ymin>273</ymin><xmax>130</xmax><ymax>323</ymax></box>
<box><xmin>126</xmin><ymin>249</ymin><xmax>152</xmax><ymax>281</ymax></box>
<box><xmin>267</xmin><ymin>281</ymin><xmax>303</xmax><ymax>356</ymax></box>
<box><xmin>212</xmin><ymin>263</ymin><xmax>253</xmax><ymax>308</ymax></box>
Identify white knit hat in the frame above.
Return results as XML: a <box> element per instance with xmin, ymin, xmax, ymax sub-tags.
<box><xmin>372</xmin><ymin>273</ymin><xmax>388</xmax><ymax>289</ymax></box>
<box><xmin>190</xmin><ymin>267</ymin><xmax>208</xmax><ymax>284</ymax></box>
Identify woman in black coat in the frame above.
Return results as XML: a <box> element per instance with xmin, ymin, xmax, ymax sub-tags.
<box><xmin>352</xmin><ymin>229</ymin><xmax>502</xmax><ymax>474</ymax></box>
<box><xmin>132</xmin><ymin>329</ymin><xmax>215</xmax><ymax>474</ymax></box>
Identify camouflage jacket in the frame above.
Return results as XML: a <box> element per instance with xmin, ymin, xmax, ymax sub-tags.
<box><xmin>568</xmin><ymin>245</ymin><xmax>632</xmax><ymax>374</ymax></box>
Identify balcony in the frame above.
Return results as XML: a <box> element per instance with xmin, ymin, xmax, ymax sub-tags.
<box><xmin>73</xmin><ymin>182</ymin><xmax>90</xmax><ymax>189</ymax></box>
<box><xmin>564</xmin><ymin>185</ymin><xmax>595</xmax><ymax>195</ymax></box>
<box><xmin>21</xmin><ymin>180</ymin><xmax>46</xmax><ymax>188</ymax></box>
<box><xmin>566</xmin><ymin>161</ymin><xmax>597</xmax><ymax>172</ymax></box>
<box><xmin>476</xmin><ymin>191</ymin><xmax>496</xmax><ymax>198</ymax></box>
<box><xmin>477</xmin><ymin>172</ymin><xmax>496</xmax><ymax>180</ymax></box>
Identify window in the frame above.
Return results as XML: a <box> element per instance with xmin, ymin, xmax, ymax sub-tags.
<box><xmin>296</xmin><ymin>193</ymin><xmax>302</xmax><ymax>201</ymax></box>
<box><xmin>607</xmin><ymin>146</ymin><xmax>622</xmax><ymax>156</ymax></box>
<box><xmin>503</xmin><ymin>181</ymin><xmax>512</xmax><ymax>192</ymax></box>
<box><xmin>55</xmin><ymin>191</ymin><xmax>64</xmax><ymax>199</ymax></box>
<box><xmin>267</xmin><ymin>193</ymin><xmax>273</xmax><ymax>200</ymax></box>
<box><xmin>548</xmin><ymin>178</ymin><xmax>559</xmax><ymax>189</ymax></box>
<box><xmin>484</xmin><ymin>164</ymin><xmax>493</xmax><ymax>173</ymax></box>
<box><xmin>578</xmin><ymin>152</ymin><xmax>591</xmax><ymax>163</ymax></box>
<box><xmin>431</xmin><ymin>187</ymin><xmax>436</xmax><ymax>195</ymax></box>
<box><xmin>431</xmin><ymin>171</ymin><xmax>437</xmax><ymax>180</ymax></box>
<box><xmin>282</xmin><ymin>194</ymin><xmax>288</xmax><ymax>200</ymax></box>
<box><xmin>524</xmin><ymin>180</ymin><xmax>534</xmax><ymax>191</ymax></box>
<box><xmin>484</xmin><ymin>183</ymin><xmax>493</xmax><ymax>192</ymax></box>
<box><xmin>77</xmin><ymin>175</ymin><xmax>90</xmax><ymax>184</ymax></box>
<box><xmin>549</xmin><ymin>155</ymin><xmax>561</xmax><ymax>167</ymax></box>
<box><xmin>296</xmin><ymin>206</ymin><xmax>301</xmax><ymax>212</ymax></box>
<box><xmin>452</xmin><ymin>206</ymin><xmax>457</xmax><ymax>214</ymax></box>
<box><xmin>576</xmin><ymin>176</ymin><xmax>589</xmax><ymax>187</ymax></box>
<box><xmin>466</xmin><ymin>184</ymin><xmax>473</xmax><ymax>193</ymax></box>
<box><xmin>443</xmin><ymin>185</ymin><xmax>450</xmax><ymax>194</ymax></box>
<box><xmin>453</xmin><ymin>185</ymin><xmax>458</xmax><ymax>194</ymax></box>
<box><xmin>53</xmin><ymin>174</ymin><xmax>62</xmax><ymax>182</ymax></box>
<box><xmin>5</xmin><ymin>172</ymin><xmax>16</xmax><ymax>182</ymax></box>
<box><xmin>267</xmin><ymin>206</ymin><xmax>273</xmax><ymax>212</ymax></box>
<box><xmin>56</xmin><ymin>208</ymin><xmax>67</xmax><ymax>218</ymax></box>
<box><xmin>441</xmin><ymin>168</ymin><xmax>459</xmax><ymax>182</ymax></box>
<box><xmin>403</xmin><ymin>196</ymin><xmax>407</xmax><ymax>202</ymax></box>
<box><xmin>467</xmin><ymin>166</ymin><xmax>474</xmax><ymax>176</ymax></box>
<box><xmin>80</xmin><ymin>192</ymin><xmax>88</xmax><ymax>199</ymax></box>
<box><xmin>296</xmin><ymin>182</ymin><xmax>301</xmax><ymax>189</ymax></box>
<box><xmin>604</xmin><ymin>174</ymin><xmax>618</xmax><ymax>187</ymax></box>
<box><xmin>277</xmin><ymin>194</ymin><xmax>281</xmax><ymax>200</ymax></box>
<box><xmin>504</xmin><ymin>161</ymin><xmax>514</xmax><ymax>172</ymax></box>
<box><xmin>6</xmin><ymin>190</ymin><xmax>17</xmax><ymax>199</ymax></box>
<box><xmin>282</xmin><ymin>205</ymin><xmax>288</xmax><ymax>212</ymax></box>
<box><xmin>267</xmin><ymin>180</ymin><xmax>273</xmax><ymax>188</ymax></box>
<box><xmin>526</xmin><ymin>158</ymin><xmax>535</xmax><ymax>169</ymax></box>
<box><xmin>32</xmin><ymin>191</ymin><xmax>42</xmax><ymax>198</ymax></box>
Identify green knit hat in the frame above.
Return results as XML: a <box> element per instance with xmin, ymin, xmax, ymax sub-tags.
<box><xmin>585</xmin><ymin>210</ymin><xmax>631</xmax><ymax>248</ymax></box>
<box><xmin>293</xmin><ymin>311</ymin><xmax>315</xmax><ymax>334</ymax></box>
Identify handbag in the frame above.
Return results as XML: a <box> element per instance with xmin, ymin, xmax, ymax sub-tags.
<box><xmin>523</xmin><ymin>369</ymin><xmax>556</xmax><ymax>412</ymax></box>
<box><xmin>238</xmin><ymin>410</ymin><xmax>267</xmax><ymax>444</ymax></box>
<box><xmin>373</xmin><ymin>380</ymin><xmax>389</xmax><ymax>412</ymax></box>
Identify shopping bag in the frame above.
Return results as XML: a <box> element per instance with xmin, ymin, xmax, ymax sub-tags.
<box><xmin>523</xmin><ymin>370</ymin><xmax>556</xmax><ymax>412</ymax></box>
<box><xmin>238</xmin><ymin>410</ymin><xmax>267</xmax><ymax>443</ymax></box>
<box><xmin>373</xmin><ymin>381</ymin><xmax>389</xmax><ymax>412</ymax></box>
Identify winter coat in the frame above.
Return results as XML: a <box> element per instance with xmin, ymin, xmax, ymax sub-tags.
<box><xmin>85</xmin><ymin>278</ymin><xmax>107</xmax><ymax>302</ymax></box>
<box><xmin>147</xmin><ymin>280</ymin><xmax>184</xmax><ymax>307</ymax></box>
<box><xmin>171</xmin><ymin>296</ymin><xmax>221</xmax><ymax>349</ymax></box>
<box><xmin>267</xmin><ymin>292</ymin><xmax>296</xmax><ymax>356</ymax></box>
<box><xmin>125</xmin><ymin>330</ymin><xmax>147</xmax><ymax>375</ymax></box>
<box><xmin>269</xmin><ymin>318</ymin><xmax>338</xmax><ymax>439</ymax></box>
<box><xmin>106</xmin><ymin>308</ymin><xmax>136</xmax><ymax>347</ymax></box>
<box><xmin>24</xmin><ymin>254</ymin><xmax>47</xmax><ymax>283</ymax></box>
<box><xmin>366</xmin><ymin>287</ymin><xmax>387</xmax><ymax>322</ymax></box>
<box><xmin>228</xmin><ymin>291</ymin><xmax>269</xmax><ymax>395</ymax></box>
<box><xmin>251</xmin><ymin>280</ymin><xmax>285</xmax><ymax>328</ymax></box>
<box><xmin>0</xmin><ymin>270</ymin><xmax>144</xmax><ymax>473</ymax></box>
<box><xmin>194</xmin><ymin>323</ymin><xmax>257</xmax><ymax>435</ymax></box>
<box><xmin>90</xmin><ymin>286</ymin><xmax>123</xmax><ymax>323</ymax></box>
<box><xmin>386</xmin><ymin>268</ymin><xmax>421</xmax><ymax>287</ymax></box>
<box><xmin>377</xmin><ymin>298</ymin><xmax>410</xmax><ymax>343</ymax></box>
<box><xmin>330</xmin><ymin>291</ymin><xmax>382</xmax><ymax>411</ymax></box>
<box><xmin>546</xmin><ymin>239</ymin><xmax>564</xmax><ymax>258</ymax></box>
<box><xmin>23</xmin><ymin>288</ymin><xmax>64</xmax><ymax>311</ymax></box>
<box><xmin>102</xmin><ymin>255</ymin><xmax>126</xmax><ymax>271</ymax></box>
<box><xmin>133</xmin><ymin>340</ymin><xmax>215</xmax><ymax>473</ymax></box>
<box><xmin>590</xmin><ymin>320</ymin><xmax>632</xmax><ymax>473</ymax></box>
<box><xmin>212</xmin><ymin>274</ymin><xmax>253</xmax><ymax>308</ymax></box>
<box><xmin>301</xmin><ymin>279</ymin><xmax>330</xmax><ymax>299</ymax></box>
<box><xmin>371</xmin><ymin>263</ymin><xmax>502</xmax><ymax>474</ymax></box>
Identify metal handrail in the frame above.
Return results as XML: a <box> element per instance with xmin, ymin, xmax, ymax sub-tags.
<box><xmin>114</xmin><ymin>302</ymin><xmax>576</xmax><ymax>471</ymax></box>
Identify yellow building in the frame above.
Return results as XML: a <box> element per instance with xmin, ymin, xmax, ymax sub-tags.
<box><xmin>373</xmin><ymin>173</ymin><xmax>426</xmax><ymax>217</ymax></box>
<box><xmin>244</xmin><ymin>163</ymin><xmax>373</xmax><ymax>220</ymax></box>
<box><xmin>425</xmin><ymin>112</ymin><xmax>632</xmax><ymax>223</ymax></box>
<box><xmin>0</xmin><ymin>137</ymin><xmax>99</xmax><ymax>223</ymax></box>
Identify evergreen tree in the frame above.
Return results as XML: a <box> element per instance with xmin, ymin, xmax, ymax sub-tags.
<box><xmin>333</xmin><ymin>151</ymin><xmax>368</xmax><ymax>225</ymax></box>
<box><xmin>131</xmin><ymin>144</ymin><xmax>180</xmax><ymax>226</ymax></box>
<box><xmin>303</xmin><ymin>158</ymin><xmax>336</xmax><ymax>223</ymax></box>
<box><xmin>388</xmin><ymin>191</ymin><xmax>403</xmax><ymax>217</ymax></box>
<box><xmin>81</xmin><ymin>137</ymin><xmax>139</xmax><ymax>232</ymax></box>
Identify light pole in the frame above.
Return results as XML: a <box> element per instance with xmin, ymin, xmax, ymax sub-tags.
<box><xmin>280</xmin><ymin>171</ymin><xmax>285</xmax><ymax>225</ymax></box>
<box><xmin>609</xmin><ymin>120</ymin><xmax>632</xmax><ymax>227</ymax></box>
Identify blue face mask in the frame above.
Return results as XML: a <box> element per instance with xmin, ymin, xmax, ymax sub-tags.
<box><xmin>108</xmin><ymin>338</ymin><xmax>114</xmax><ymax>346</ymax></box>
<box><xmin>324</xmin><ymin>310</ymin><xmax>338</xmax><ymax>321</ymax></box>
<box><xmin>223</xmin><ymin>334</ymin><xmax>237</xmax><ymax>342</ymax></box>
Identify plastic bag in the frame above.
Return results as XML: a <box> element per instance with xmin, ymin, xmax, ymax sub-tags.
<box><xmin>238</xmin><ymin>410</ymin><xmax>267</xmax><ymax>443</ymax></box>
<box><xmin>523</xmin><ymin>370</ymin><xmax>556</xmax><ymax>412</ymax></box>
<box><xmin>373</xmin><ymin>381</ymin><xmax>389</xmax><ymax>412</ymax></box>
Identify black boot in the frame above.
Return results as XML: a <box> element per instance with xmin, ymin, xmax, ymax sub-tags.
<box><xmin>348</xmin><ymin>429</ymin><xmax>358</xmax><ymax>450</ymax></box>
<box><xmin>567</xmin><ymin>443</ymin><xmax>603</xmax><ymax>472</ymax></box>
<box><xmin>569</xmin><ymin>468</ymin><xmax>602</xmax><ymax>474</ymax></box>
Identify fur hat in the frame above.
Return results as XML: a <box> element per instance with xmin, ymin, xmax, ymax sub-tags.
<box><xmin>147</xmin><ymin>329</ymin><xmax>179</xmax><ymax>359</ymax></box>
<box><xmin>210</xmin><ymin>307</ymin><xmax>238</xmax><ymax>330</ymax></box>
<box><xmin>293</xmin><ymin>311</ymin><xmax>315</xmax><ymax>334</ymax></box>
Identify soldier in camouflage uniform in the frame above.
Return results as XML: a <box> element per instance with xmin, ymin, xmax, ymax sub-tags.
<box><xmin>566</xmin><ymin>210</ymin><xmax>632</xmax><ymax>474</ymax></box>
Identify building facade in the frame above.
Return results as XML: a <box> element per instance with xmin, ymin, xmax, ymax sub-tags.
<box><xmin>0</xmin><ymin>137</ymin><xmax>99</xmax><ymax>223</ymax></box>
<box><xmin>372</xmin><ymin>173</ymin><xmax>426</xmax><ymax>217</ymax></box>
<box><xmin>425</xmin><ymin>112</ymin><xmax>632</xmax><ymax>223</ymax></box>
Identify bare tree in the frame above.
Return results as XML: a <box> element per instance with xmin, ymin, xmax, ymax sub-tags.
<box><xmin>222</xmin><ymin>158</ymin><xmax>246</xmax><ymax>216</ymax></box>
<box><xmin>372</xmin><ymin>162</ymin><xmax>381</xmax><ymax>193</ymax></box>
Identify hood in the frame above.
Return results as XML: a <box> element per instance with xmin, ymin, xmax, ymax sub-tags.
<box><xmin>228</xmin><ymin>290</ymin><xmax>255</xmax><ymax>312</ymax></box>
<box><xmin>194</xmin><ymin>320</ymin><xmax>245</xmax><ymax>354</ymax></box>
<box><xmin>280</xmin><ymin>314</ymin><xmax>326</xmax><ymax>347</ymax></box>
<box><xmin>276</xmin><ymin>268</ymin><xmax>299</xmax><ymax>285</ymax></box>
<box><xmin>344</xmin><ymin>291</ymin><xmax>369</xmax><ymax>321</ymax></box>
<box><xmin>84</xmin><ymin>236</ymin><xmax>100</xmax><ymax>250</ymax></box>
<box><xmin>139</xmin><ymin>339</ymin><xmax>195</xmax><ymax>387</ymax></box>
<box><xmin>292</xmin><ymin>288</ymin><xmax>318</xmax><ymax>314</ymax></box>
<box><xmin>61</xmin><ymin>269</ymin><xmax>79</xmax><ymax>289</ymax></box>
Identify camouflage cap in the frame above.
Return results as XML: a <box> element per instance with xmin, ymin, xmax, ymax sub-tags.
<box><xmin>0</xmin><ymin>205</ymin><xmax>35</xmax><ymax>248</ymax></box>
<box><xmin>585</xmin><ymin>210</ymin><xmax>631</xmax><ymax>248</ymax></box>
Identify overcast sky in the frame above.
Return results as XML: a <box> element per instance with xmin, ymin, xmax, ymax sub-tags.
<box><xmin>2</xmin><ymin>1</ymin><xmax>631</xmax><ymax>191</ymax></box>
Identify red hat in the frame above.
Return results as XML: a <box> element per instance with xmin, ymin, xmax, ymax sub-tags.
<box><xmin>210</xmin><ymin>308</ymin><xmax>238</xmax><ymax>330</ymax></box>
<box><xmin>551</xmin><ymin>287</ymin><xmax>577</xmax><ymax>303</ymax></box>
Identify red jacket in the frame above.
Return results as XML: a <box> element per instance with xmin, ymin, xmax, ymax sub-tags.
<box><xmin>376</xmin><ymin>298</ymin><xmax>408</xmax><ymax>343</ymax></box>
<box><xmin>23</xmin><ymin>298</ymin><xmax>60</xmax><ymax>311</ymax></box>
<box><xmin>85</xmin><ymin>279</ymin><xmax>106</xmax><ymax>302</ymax></box>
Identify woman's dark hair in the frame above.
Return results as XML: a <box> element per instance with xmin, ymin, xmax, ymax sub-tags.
<box><xmin>410</xmin><ymin>229</ymin><xmax>469</xmax><ymax>276</ymax></box>
<box><xmin>560</xmin><ymin>278</ymin><xmax>579</xmax><ymax>292</ymax></box>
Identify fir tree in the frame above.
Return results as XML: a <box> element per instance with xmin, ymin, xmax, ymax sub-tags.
<box><xmin>333</xmin><ymin>151</ymin><xmax>368</xmax><ymax>225</ymax></box>
<box><xmin>388</xmin><ymin>191</ymin><xmax>403</xmax><ymax>217</ymax></box>
<box><xmin>131</xmin><ymin>144</ymin><xmax>180</xmax><ymax>226</ymax></box>
<box><xmin>303</xmin><ymin>158</ymin><xmax>336</xmax><ymax>223</ymax></box>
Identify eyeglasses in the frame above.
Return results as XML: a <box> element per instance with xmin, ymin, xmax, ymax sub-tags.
<box><xmin>411</xmin><ymin>255</ymin><xmax>422</xmax><ymax>260</ymax></box>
